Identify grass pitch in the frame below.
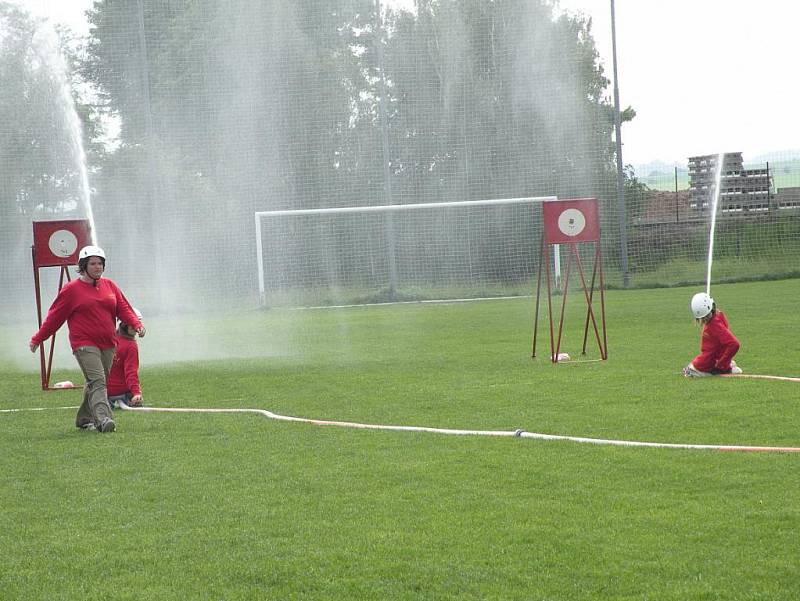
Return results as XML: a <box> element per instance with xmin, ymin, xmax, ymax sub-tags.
<box><xmin>1</xmin><ymin>279</ymin><xmax>799</xmax><ymax>600</ymax></box>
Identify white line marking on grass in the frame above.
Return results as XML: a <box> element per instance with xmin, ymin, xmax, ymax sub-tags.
<box><xmin>0</xmin><ymin>406</ymin><xmax>79</xmax><ymax>412</ymax></box>
<box><xmin>116</xmin><ymin>403</ymin><xmax>800</xmax><ymax>454</ymax></box>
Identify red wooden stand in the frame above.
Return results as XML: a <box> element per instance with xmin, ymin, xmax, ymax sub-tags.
<box><xmin>532</xmin><ymin>199</ymin><xmax>608</xmax><ymax>363</ymax></box>
<box><xmin>31</xmin><ymin>220</ymin><xmax>92</xmax><ymax>390</ymax></box>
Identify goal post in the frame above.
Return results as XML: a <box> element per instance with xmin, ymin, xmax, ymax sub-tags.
<box><xmin>255</xmin><ymin>196</ymin><xmax>557</xmax><ymax>307</ymax></box>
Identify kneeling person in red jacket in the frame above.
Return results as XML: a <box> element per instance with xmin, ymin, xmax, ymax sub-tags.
<box><xmin>108</xmin><ymin>308</ymin><xmax>144</xmax><ymax>408</ymax></box>
<box><xmin>683</xmin><ymin>292</ymin><xmax>742</xmax><ymax>377</ymax></box>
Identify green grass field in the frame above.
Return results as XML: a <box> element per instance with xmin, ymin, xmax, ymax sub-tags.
<box><xmin>2</xmin><ymin>279</ymin><xmax>800</xmax><ymax>600</ymax></box>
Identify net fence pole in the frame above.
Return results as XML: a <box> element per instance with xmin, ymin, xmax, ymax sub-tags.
<box><xmin>255</xmin><ymin>212</ymin><xmax>265</xmax><ymax>306</ymax></box>
<box><xmin>375</xmin><ymin>0</ymin><xmax>398</xmax><ymax>301</ymax></box>
<box><xmin>610</xmin><ymin>0</ymin><xmax>630</xmax><ymax>288</ymax></box>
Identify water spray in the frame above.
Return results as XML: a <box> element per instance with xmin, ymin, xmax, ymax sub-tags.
<box><xmin>32</xmin><ymin>24</ymin><xmax>97</xmax><ymax>242</ymax></box>
<box><xmin>704</xmin><ymin>152</ymin><xmax>725</xmax><ymax>295</ymax></box>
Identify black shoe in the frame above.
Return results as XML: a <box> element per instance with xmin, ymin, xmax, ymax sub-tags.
<box><xmin>99</xmin><ymin>418</ymin><xmax>116</xmax><ymax>433</ymax></box>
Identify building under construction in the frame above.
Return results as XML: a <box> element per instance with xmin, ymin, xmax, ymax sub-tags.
<box><xmin>775</xmin><ymin>186</ymin><xmax>800</xmax><ymax>211</ymax></box>
<box><xmin>688</xmin><ymin>152</ymin><xmax>771</xmax><ymax>215</ymax></box>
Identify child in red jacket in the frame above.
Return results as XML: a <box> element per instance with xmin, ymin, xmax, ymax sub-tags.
<box><xmin>107</xmin><ymin>308</ymin><xmax>144</xmax><ymax>407</ymax></box>
<box><xmin>683</xmin><ymin>292</ymin><xmax>742</xmax><ymax>377</ymax></box>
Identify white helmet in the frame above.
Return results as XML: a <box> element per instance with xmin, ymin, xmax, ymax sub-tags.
<box><xmin>690</xmin><ymin>292</ymin><xmax>714</xmax><ymax>319</ymax></box>
<box><xmin>78</xmin><ymin>245</ymin><xmax>105</xmax><ymax>261</ymax></box>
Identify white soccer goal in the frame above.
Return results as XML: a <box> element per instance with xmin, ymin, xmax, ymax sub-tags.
<box><xmin>254</xmin><ymin>196</ymin><xmax>557</xmax><ymax>307</ymax></box>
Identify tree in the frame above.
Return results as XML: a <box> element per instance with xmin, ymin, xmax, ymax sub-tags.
<box><xmin>0</xmin><ymin>3</ymin><xmax>93</xmax><ymax>220</ymax></box>
<box><xmin>381</xmin><ymin>0</ymin><xmax>624</xmax><ymax>201</ymax></box>
<box><xmin>0</xmin><ymin>3</ymin><xmax>102</xmax><ymax>311</ymax></box>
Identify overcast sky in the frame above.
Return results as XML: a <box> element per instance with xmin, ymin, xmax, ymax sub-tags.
<box><xmin>16</xmin><ymin>0</ymin><xmax>800</xmax><ymax>166</ymax></box>
<box><xmin>557</xmin><ymin>0</ymin><xmax>800</xmax><ymax>165</ymax></box>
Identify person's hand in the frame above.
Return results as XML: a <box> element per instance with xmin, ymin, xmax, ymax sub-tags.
<box><xmin>136</xmin><ymin>325</ymin><xmax>146</xmax><ymax>338</ymax></box>
<box><xmin>130</xmin><ymin>394</ymin><xmax>143</xmax><ymax>406</ymax></box>
<box><xmin>29</xmin><ymin>341</ymin><xmax>38</xmax><ymax>353</ymax></box>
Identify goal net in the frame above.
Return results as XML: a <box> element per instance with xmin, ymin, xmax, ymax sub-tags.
<box><xmin>255</xmin><ymin>196</ymin><xmax>556</xmax><ymax>307</ymax></box>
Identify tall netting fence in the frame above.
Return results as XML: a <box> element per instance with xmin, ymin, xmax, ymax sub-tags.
<box><xmin>625</xmin><ymin>154</ymin><xmax>800</xmax><ymax>288</ymax></box>
<box><xmin>1</xmin><ymin>0</ymin><xmax>798</xmax><ymax>318</ymax></box>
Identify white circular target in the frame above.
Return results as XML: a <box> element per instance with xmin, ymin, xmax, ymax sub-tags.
<box><xmin>48</xmin><ymin>230</ymin><xmax>79</xmax><ymax>258</ymax></box>
<box><xmin>557</xmin><ymin>208</ymin><xmax>586</xmax><ymax>237</ymax></box>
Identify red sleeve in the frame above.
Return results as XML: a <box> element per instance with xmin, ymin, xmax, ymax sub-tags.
<box><xmin>31</xmin><ymin>284</ymin><xmax>74</xmax><ymax>345</ymax></box>
<box><xmin>122</xmin><ymin>343</ymin><xmax>142</xmax><ymax>396</ymax></box>
<box><xmin>111</xmin><ymin>282</ymin><xmax>142</xmax><ymax>330</ymax></box>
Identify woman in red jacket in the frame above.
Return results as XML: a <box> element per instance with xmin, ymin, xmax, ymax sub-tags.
<box><xmin>29</xmin><ymin>246</ymin><xmax>145</xmax><ymax>432</ymax></box>
<box><xmin>683</xmin><ymin>292</ymin><xmax>742</xmax><ymax>377</ymax></box>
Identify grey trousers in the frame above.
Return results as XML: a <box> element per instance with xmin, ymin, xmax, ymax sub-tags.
<box><xmin>73</xmin><ymin>346</ymin><xmax>116</xmax><ymax>427</ymax></box>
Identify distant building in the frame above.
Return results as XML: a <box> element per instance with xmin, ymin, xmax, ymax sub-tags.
<box><xmin>688</xmin><ymin>152</ymin><xmax>771</xmax><ymax>215</ymax></box>
<box><xmin>775</xmin><ymin>187</ymin><xmax>800</xmax><ymax>211</ymax></box>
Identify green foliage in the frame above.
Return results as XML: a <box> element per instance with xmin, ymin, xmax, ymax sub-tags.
<box><xmin>0</xmin><ymin>3</ymin><xmax>89</xmax><ymax>219</ymax></box>
<box><xmin>622</xmin><ymin>163</ymin><xmax>650</xmax><ymax>222</ymax></box>
<box><xmin>386</xmin><ymin>1</ymin><xmax>617</xmax><ymax>205</ymax></box>
<box><xmin>2</xmin><ymin>281</ymin><xmax>800</xmax><ymax>599</ymax></box>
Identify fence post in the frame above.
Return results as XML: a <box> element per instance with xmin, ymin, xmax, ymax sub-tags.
<box><xmin>610</xmin><ymin>0</ymin><xmax>629</xmax><ymax>287</ymax></box>
<box><xmin>675</xmin><ymin>166</ymin><xmax>679</xmax><ymax>222</ymax></box>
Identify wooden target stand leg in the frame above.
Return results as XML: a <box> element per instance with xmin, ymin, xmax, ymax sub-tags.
<box><xmin>532</xmin><ymin>237</ymin><xmax>608</xmax><ymax>363</ymax></box>
<box><xmin>532</xmin><ymin>235</ymin><xmax>552</xmax><ymax>361</ymax></box>
<box><xmin>580</xmin><ymin>243</ymin><xmax>608</xmax><ymax>359</ymax></box>
<box><xmin>33</xmin><ymin>248</ymin><xmax>77</xmax><ymax>391</ymax></box>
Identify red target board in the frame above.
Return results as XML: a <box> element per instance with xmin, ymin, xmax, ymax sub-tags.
<box><xmin>31</xmin><ymin>219</ymin><xmax>92</xmax><ymax>390</ymax></box>
<box><xmin>32</xmin><ymin>219</ymin><xmax>92</xmax><ymax>268</ymax></box>
<box><xmin>542</xmin><ymin>198</ymin><xmax>600</xmax><ymax>244</ymax></box>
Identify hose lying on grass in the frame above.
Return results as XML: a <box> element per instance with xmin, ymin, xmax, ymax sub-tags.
<box><xmin>4</xmin><ymin>397</ymin><xmax>798</xmax><ymax>453</ymax></box>
<box><xmin>116</xmin><ymin>401</ymin><xmax>800</xmax><ymax>454</ymax></box>
<box><xmin>721</xmin><ymin>373</ymin><xmax>800</xmax><ymax>383</ymax></box>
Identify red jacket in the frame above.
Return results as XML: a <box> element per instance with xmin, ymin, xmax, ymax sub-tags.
<box><xmin>107</xmin><ymin>334</ymin><xmax>141</xmax><ymax>396</ymax></box>
<box><xmin>31</xmin><ymin>278</ymin><xmax>141</xmax><ymax>351</ymax></box>
<box><xmin>692</xmin><ymin>311</ymin><xmax>740</xmax><ymax>373</ymax></box>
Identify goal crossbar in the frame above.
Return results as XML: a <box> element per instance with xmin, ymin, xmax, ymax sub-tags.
<box><xmin>255</xmin><ymin>196</ymin><xmax>556</xmax><ymax>306</ymax></box>
<box><xmin>255</xmin><ymin>196</ymin><xmax>556</xmax><ymax>219</ymax></box>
